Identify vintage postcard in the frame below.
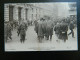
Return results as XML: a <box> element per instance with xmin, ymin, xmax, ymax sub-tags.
<box><xmin>4</xmin><ymin>2</ymin><xmax>78</xmax><ymax>51</ymax></box>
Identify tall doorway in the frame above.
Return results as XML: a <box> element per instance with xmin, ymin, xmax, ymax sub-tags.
<box><xmin>25</xmin><ymin>9</ymin><xmax>28</xmax><ymax>20</ymax></box>
<box><xmin>9</xmin><ymin>5</ymin><xmax>14</xmax><ymax>21</ymax></box>
<box><xmin>18</xmin><ymin>7</ymin><xmax>22</xmax><ymax>24</ymax></box>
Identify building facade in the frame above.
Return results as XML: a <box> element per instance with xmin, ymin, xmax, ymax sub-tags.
<box><xmin>4</xmin><ymin>3</ymin><xmax>57</xmax><ymax>23</ymax></box>
<box><xmin>68</xmin><ymin>2</ymin><xmax>77</xmax><ymax>18</ymax></box>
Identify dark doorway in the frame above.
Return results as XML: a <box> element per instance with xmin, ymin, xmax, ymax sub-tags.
<box><xmin>18</xmin><ymin>7</ymin><xmax>22</xmax><ymax>24</ymax></box>
<box><xmin>25</xmin><ymin>9</ymin><xmax>28</xmax><ymax>20</ymax></box>
<box><xmin>9</xmin><ymin>5</ymin><xmax>14</xmax><ymax>21</ymax></box>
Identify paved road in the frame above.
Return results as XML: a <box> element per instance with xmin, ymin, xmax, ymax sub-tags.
<box><xmin>5</xmin><ymin>26</ymin><xmax>78</xmax><ymax>51</ymax></box>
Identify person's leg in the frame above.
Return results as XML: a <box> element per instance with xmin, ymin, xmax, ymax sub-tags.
<box><xmin>42</xmin><ymin>35</ymin><xmax>44</xmax><ymax>39</ymax></box>
<box><xmin>20</xmin><ymin>38</ymin><xmax>22</xmax><ymax>43</ymax></box>
<box><xmin>50</xmin><ymin>35</ymin><xmax>52</xmax><ymax>41</ymax></box>
<box><xmin>50</xmin><ymin>29</ymin><xmax>53</xmax><ymax>41</ymax></box>
<box><xmin>23</xmin><ymin>35</ymin><xmax>25</xmax><ymax>43</ymax></box>
<box><xmin>9</xmin><ymin>33</ymin><xmax>12</xmax><ymax>40</ymax></box>
<box><xmin>56</xmin><ymin>34</ymin><xmax>59</xmax><ymax>40</ymax></box>
<box><xmin>66</xmin><ymin>32</ymin><xmax>68</xmax><ymax>40</ymax></box>
<box><xmin>9</xmin><ymin>36</ymin><xmax>12</xmax><ymax>40</ymax></box>
<box><xmin>46</xmin><ymin>31</ymin><xmax>49</xmax><ymax>40</ymax></box>
<box><xmin>45</xmin><ymin>30</ymin><xmax>47</xmax><ymax>40</ymax></box>
<box><xmin>39</xmin><ymin>36</ymin><xmax>42</xmax><ymax>43</ymax></box>
<box><xmin>47</xmin><ymin>35</ymin><xmax>49</xmax><ymax>40</ymax></box>
<box><xmin>20</xmin><ymin>35</ymin><xmax>22</xmax><ymax>43</ymax></box>
<box><xmin>72</xmin><ymin>29</ymin><xmax>74</xmax><ymax>38</ymax></box>
<box><xmin>45</xmin><ymin>33</ymin><xmax>47</xmax><ymax>40</ymax></box>
<box><xmin>68</xmin><ymin>30</ymin><xmax>72</xmax><ymax>35</ymax></box>
<box><xmin>38</xmin><ymin>36</ymin><xmax>40</xmax><ymax>42</ymax></box>
<box><xmin>56</xmin><ymin>33</ymin><xmax>60</xmax><ymax>43</ymax></box>
<box><xmin>59</xmin><ymin>32</ymin><xmax>62</xmax><ymax>39</ymax></box>
<box><xmin>22</xmin><ymin>35</ymin><xmax>24</xmax><ymax>43</ymax></box>
<box><xmin>64</xmin><ymin>39</ymin><xmax>66</xmax><ymax>42</ymax></box>
<box><xmin>63</xmin><ymin>33</ymin><xmax>66</xmax><ymax>42</ymax></box>
<box><xmin>43</xmin><ymin>34</ymin><xmax>44</xmax><ymax>39</ymax></box>
<box><xmin>17</xmin><ymin>30</ymin><xmax>19</xmax><ymax>36</ymax></box>
<box><xmin>40</xmin><ymin>36</ymin><xmax>42</xmax><ymax>43</ymax></box>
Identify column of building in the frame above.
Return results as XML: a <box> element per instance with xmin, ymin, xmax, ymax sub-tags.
<box><xmin>4</xmin><ymin>3</ymin><xmax>56</xmax><ymax>23</ymax></box>
<box><xmin>13</xmin><ymin>5</ymin><xmax>18</xmax><ymax>21</ymax></box>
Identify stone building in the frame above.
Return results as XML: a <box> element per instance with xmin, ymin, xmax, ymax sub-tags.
<box><xmin>68</xmin><ymin>2</ymin><xmax>77</xmax><ymax>18</ymax></box>
<box><xmin>4</xmin><ymin>3</ymin><xmax>57</xmax><ymax>23</ymax></box>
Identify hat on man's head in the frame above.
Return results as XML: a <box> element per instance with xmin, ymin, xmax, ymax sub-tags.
<box><xmin>42</xmin><ymin>18</ymin><xmax>45</xmax><ymax>20</ymax></box>
<box><xmin>40</xmin><ymin>18</ymin><xmax>44</xmax><ymax>21</ymax></box>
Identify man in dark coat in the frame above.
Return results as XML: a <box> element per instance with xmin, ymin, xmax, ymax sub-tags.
<box><xmin>37</xmin><ymin>18</ymin><xmax>44</xmax><ymax>42</ymax></box>
<box><xmin>54</xmin><ymin>22</ymin><xmax>61</xmax><ymax>39</ymax></box>
<box><xmin>18</xmin><ymin>22</ymin><xmax>26</xmax><ymax>43</ymax></box>
<box><xmin>5</xmin><ymin>22</ymin><xmax>12</xmax><ymax>42</ymax></box>
<box><xmin>24</xmin><ymin>22</ymin><xmax>28</xmax><ymax>31</ymax></box>
<box><xmin>34</xmin><ymin>20</ymin><xmax>38</xmax><ymax>35</ymax></box>
<box><xmin>68</xmin><ymin>21</ymin><xmax>75</xmax><ymax>38</ymax></box>
<box><xmin>45</xmin><ymin>19</ymin><xmax>54</xmax><ymax>41</ymax></box>
<box><xmin>59</xmin><ymin>21</ymin><xmax>68</xmax><ymax>42</ymax></box>
<box><xmin>4</xmin><ymin>23</ymin><xmax>8</xmax><ymax>42</ymax></box>
<box><xmin>41</xmin><ymin>18</ymin><xmax>47</xmax><ymax>39</ymax></box>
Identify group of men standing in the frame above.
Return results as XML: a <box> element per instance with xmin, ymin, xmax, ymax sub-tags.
<box><xmin>54</xmin><ymin>20</ymin><xmax>68</xmax><ymax>42</ymax></box>
<box><xmin>34</xmin><ymin>18</ymin><xmax>54</xmax><ymax>42</ymax></box>
<box><xmin>54</xmin><ymin>20</ymin><xmax>75</xmax><ymax>42</ymax></box>
<box><xmin>4</xmin><ymin>17</ymin><xmax>75</xmax><ymax>43</ymax></box>
<box><xmin>34</xmin><ymin>18</ymin><xmax>75</xmax><ymax>43</ymax></box>
<box><xmin>17</xmin><ymin>21</ymin><xmax>28</xmax><ymax>43</ymax></box>
<box><xmin>4</xmin><ymin>20</ymin><xmax>28</xmax><ymax>43</ymax></box>
<box><xmin>4</xmin><ymin>22</ymin><xmax>12</xmax><ymax>42</ymax></box>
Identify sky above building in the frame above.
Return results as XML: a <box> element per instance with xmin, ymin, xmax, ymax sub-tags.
<box><xmin>34</xmin><ymin>2</ymin><xmax>70</xmax><ymax>18</ymax></box>
<box><xmin>8</xmin><ymin>2</ymin><xmax>76</xmax><ymax>18</ymax></box>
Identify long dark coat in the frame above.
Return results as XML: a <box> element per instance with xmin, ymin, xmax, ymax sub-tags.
<box><xmin>7</xmin><ymin>24</ymin><xmax>12</xmax><ymax>37</ymax></box>
<box><xmin>37</xmin><ymin>21</ymin><xmax>44</xmax><ymax>37</ymax></box>
<box><xmin>23</xmin><ymin>22</ymin><xmax>28</xmax><ymax>31</ymax></box>
<box><xmin>18</xmin><ymin>23</ymin><xmax>26</xmax><ymax>41</ymax></box>
<box><xmin>54</xmin><ymin>23</ymin><xmax>61</xmax><ymax>38</ymax></box>
<box><xmin>45</xmin><ymin>20</ymin><xmax>54</xmax><ymax>36</ymax></box>
<box><xmin>34</xmin><ymin>20</ymin><xmax>38</xmax><ymax>34</ymax></box>
<box><xmin>69</xmin><ymin>22</ymin><xmax>74</xmax><ymax>30</ymax></box>
<box><xmin>59</xmin><ymin>23</ymin><xmax>68</xmax><ymax>40</ymax></box>
<box><xmin>54</xmin><ymin>24</ymin><xmax>60</xmax><ymax>34</ymax></box>
<box><xmin>4</xmin><ymin>23</ymin><xmax>12</xmax><ymax>41</ymax></box>
<box><xmin>41</xmin><ymin>20</ymin><xmax>47</xmax><ymax>35</ymax></box>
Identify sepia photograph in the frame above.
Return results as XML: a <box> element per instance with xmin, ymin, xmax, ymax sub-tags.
<box><xmin>4</xmin><ymin>2</ymin><xmax>78</xmax><ymax>51</ymax></box>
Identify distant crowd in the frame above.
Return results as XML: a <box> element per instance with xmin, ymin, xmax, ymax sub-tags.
<box><xmin>4</xmin><ymin>16</ymin><xmax>77</xmax><ymax>43</ymax></box>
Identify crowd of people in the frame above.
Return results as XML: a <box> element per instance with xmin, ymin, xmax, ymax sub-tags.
<box><xmin>4</xmin><ymin>19</ymin><xmax>28</xmax><ymax>43</ymax></box>
<box><xmin>34</xmin><ymin>18</ymin><xmax>54</xmax><ymax>42</ymax></box>
<box><xmin>34</xmin><ymin>17</ymin><xmax>76</xmax><ymax>43</ymax></box>
<box><xmin>4</xmin><ymin>16</ymin><xmax>76</xmax><ymax>43</ymax></box>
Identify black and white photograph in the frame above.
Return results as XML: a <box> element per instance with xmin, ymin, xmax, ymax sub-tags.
<box><xmin>4</xmin><ymin>2</ymin><xmax>78</xmax><ymax>51</ymax></box>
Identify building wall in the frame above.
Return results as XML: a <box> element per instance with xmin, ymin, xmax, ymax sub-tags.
<box><xmin>57</xmin><ymin>3</ymin><xmax>69</xmax><ymax>18</ymax></box>
<box><xmin>68</xmin><ymin>3</ymin><xmax>77</xmax><ymax>16</ymax></box>
<box><xmin>13</xmin><ymin>6</ymin><xmax>18</xmax><ymax>20</ymax></box>
<box><xmin>4</xmin><ymin>3</ymin><xmax>56</xmax><ymax>22</ymax></box>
